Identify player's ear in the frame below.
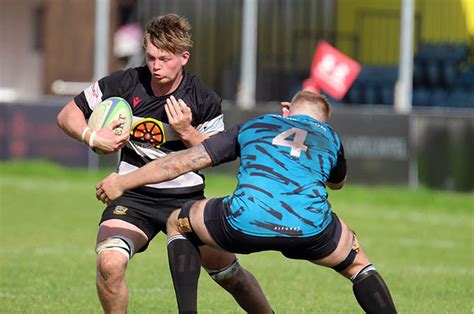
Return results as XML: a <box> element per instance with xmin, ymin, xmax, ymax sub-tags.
<box><xmin>280</xmin><ymin>102</ymin><xmax>290</xmax><ymax>117</ymax></box>
<box><xmin>180</xmin><ymin>51</ymin><xmax>190</xmax><ymax>66</ymax></box>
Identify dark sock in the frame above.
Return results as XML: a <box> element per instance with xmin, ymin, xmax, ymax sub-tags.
<box><xmin>167</xmin><ymin>235</ymin><xmax>201</xmax><ymax>314</ymax></box>
<box><xmin>352</xmin><ymin>266</ymin><xmax>397</xmax><ymax>314</ymax></box>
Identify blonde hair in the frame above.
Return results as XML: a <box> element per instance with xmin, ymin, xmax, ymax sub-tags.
<box><xmin>143</xmin><ymin>13</ymin><xmax>193</xmax><ymax>53</ymax></box>
<box><xmin>291</xmin><ymin>91</ymin><xmax>332</xmax><ymax>119</ymax></box>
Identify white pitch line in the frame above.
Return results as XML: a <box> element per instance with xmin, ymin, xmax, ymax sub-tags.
<box><xmin>403</xmin><ymin>265</ymin><xmax>473</xmax><ymax>275</ymax></box>
<box><xmin>0</xmin><ymin>179</ymin><xmax>93</xmax><ymax>191</ymax></box>
<box><xmin>396</xmin><ymin>238</ymin><xmax>461</xmax><ymax>249</ymax></box>
<box><xmin>129</xmin><ymin>287</ymin><xmax>166</xmax><ymax>293</ymax></box>
<box><xmin>347</xmin><ymin>207</ymin><xmax>472</xmax><ymax>227</ymax></box>
<box><xmin>0</xmin><ymin>247</ymin><xmax>95</xmax><ymax>256</ymax></box>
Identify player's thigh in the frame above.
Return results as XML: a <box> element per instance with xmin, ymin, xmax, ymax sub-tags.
<box><xmin>187</xmin><ymin>199</ymin><xmax>222</xmax><ymax>247</ymax></box>
<box><xmin>310</xmin><ymin>216</ymin><xmax>369</xmax><ymax>269</ymax></box>
<box><xmin>182</xmin><ymin>199</ymin><xmax>238</xmax><ymax>269</ymax></box>
<box><xmin>199</xmin><ymin>245</ymin><xmax>237</xmax><ymax>270</ymax></box>
<box><xmin>97</xmin><ymin>219</ymin><xmax>149</xmax><ymax>251</ymax></box>
<box><xmin>339</xmin><ymin>244</ymin><xmax>371</xmax><ymax>279</ymax></box>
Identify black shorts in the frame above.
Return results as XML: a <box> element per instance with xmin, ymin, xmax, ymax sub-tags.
<box><xmin>100</xmin><ymin>189</ymin><xmax>205</xmax><ymax>252</ymax></box>
<box><xmin>203</xmin><ymin>198</ymin><xmax>342</xmax><ymax>260</ymax></box>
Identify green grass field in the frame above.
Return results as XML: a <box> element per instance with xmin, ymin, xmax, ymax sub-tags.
<box><xmin>1</xmin><ymin>161</ymin><xmax>473</xmax><ymax>313</ymax></box>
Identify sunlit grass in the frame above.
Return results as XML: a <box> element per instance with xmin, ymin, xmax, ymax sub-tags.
<box><xmin>1</xmin><ymin>161</ymin><xmax>472</xmax><ymax>313</ymax></box>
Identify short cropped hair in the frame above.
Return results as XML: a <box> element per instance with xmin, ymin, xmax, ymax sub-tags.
<box><xmin>291</xmin><ymin>90</ymin><xmax>332</xmax><ymax>119</ymax></box>
<box><xmin>143</xmin><ymin>13</ymin><xmax>193</xmax><ymax>53</ymax></box>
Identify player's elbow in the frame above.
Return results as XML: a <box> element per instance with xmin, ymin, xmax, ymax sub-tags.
<box><xmin>57</xmin><ymin>101</ymin><xmax>74</xmax><ymax>129</ymax></box>
<box><xmin>57</xmin><ymin>100</ymin><xmax>82</xmax><ymax>131</ymax></box>
<box><xmin>57</xmin><ymin>107</ymin><xmax>67</xmax><ymax>130</ymax></box>
<box><xmin>327</xmin><ymin>176</ymin><xmax>346</xmax><ymax>190</ymax></box>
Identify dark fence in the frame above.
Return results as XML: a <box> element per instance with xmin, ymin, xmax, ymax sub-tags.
<box><xmin>122</xmin><ymin>0</ymin><xmax>339</xmax><ymax>102</ymax></box>
<box><xmin>0</xmin><ymin>100</ymin><xmax>88</xmax><ymax>167</ymax></box>
<box><xmin>222</xmin><ymin>103</ymin><xmax>474</xmax><ymax>191</ymax></box>
<box><xmin>1</xmin><ymin>101</ymin><xmax>472</xmax><ymax>192</ymax></box>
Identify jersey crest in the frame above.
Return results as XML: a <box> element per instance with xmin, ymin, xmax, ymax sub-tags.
<box><xmin>130</xmin><ymin>118</ymin><xmax>166</xmax><ymax>148</ymax></box>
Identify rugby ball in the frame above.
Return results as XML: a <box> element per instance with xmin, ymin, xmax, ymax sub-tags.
<box><xmin>88</xmin><ymin>97</ymin><xmax>132</xmax><ymax>136</ymax></box>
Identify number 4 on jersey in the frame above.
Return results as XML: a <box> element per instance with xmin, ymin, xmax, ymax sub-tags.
<box><xmin>272</xmin><ymin>128</ymin><xmax>308</xmax><ymax>157</ymax></box>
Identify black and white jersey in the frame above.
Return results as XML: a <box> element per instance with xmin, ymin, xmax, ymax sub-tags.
<box><xmin>74</xmin><ymin>66</ymin><xmax>224</xmax><ymax>196</ymax></box>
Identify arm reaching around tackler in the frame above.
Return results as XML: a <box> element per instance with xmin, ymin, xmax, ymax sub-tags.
<box><xmin>96</xmin><ymin>144</ymin><xmax>212</xmax><ymax>203</ymax></box>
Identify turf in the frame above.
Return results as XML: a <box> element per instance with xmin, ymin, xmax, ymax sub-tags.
<box><xmin>0</xmin><ymin>161</ymin><xmax>473</xmax><ymax>313</ymax></box>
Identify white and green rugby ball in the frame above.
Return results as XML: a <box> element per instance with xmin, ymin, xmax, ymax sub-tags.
<box><xmin>88</xmin><ymin>97</ymin><xmax>132</xmax><ymax>136</ymax></box>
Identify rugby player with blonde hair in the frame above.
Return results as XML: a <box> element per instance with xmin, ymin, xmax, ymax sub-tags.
<box><xmin>58</xmin><ymin>13</ymin><xmax>272</xmax><ymax>314</ymax></box>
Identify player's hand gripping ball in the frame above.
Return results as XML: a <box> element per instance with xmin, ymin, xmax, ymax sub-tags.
<box><xmin>87</xmin><ymin>97</ymin><xmax>133</xmax><ymax>154</ymax></box>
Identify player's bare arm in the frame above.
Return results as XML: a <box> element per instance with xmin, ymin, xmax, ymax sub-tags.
<box><xmin>96</xmin><ymin>144</ymin><xmax>212</xmax><ymax>203</ymax></box>
<box><xmin>57</xmin><ymin>100</ymin><xmax>129</xmax><ymax>153</ymax></box>
<box><xmin>165</xmin><ymin>95</ymin><xmax>208</xmax><ymax>147</ymax></box>
<box><xmin>57</xmin><ymin>100</ymin><xmax>89</xmax><ymax>141</ymax></box>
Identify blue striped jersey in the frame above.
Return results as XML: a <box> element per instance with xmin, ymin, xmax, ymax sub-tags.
<box><xmin>203</xmin><ymin>114</ymin><xmax>346</xmax><ymax>238</ymax></box>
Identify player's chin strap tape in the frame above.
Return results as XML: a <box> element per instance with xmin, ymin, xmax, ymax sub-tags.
<box><xmin>177</xmin><ymin>201</ymin><xmax>204</xmax><ymax>247</ymax></box>
<box><xmin>205</xmin><ymin>258</ymin><xmax>241</xmax><ymax>281</ymax></box>
<box><xmin>332</xmin><ymin>231</ymin><xmax>360</xmax><ymax>272</ymax></box>
<box><xmin>96</xmin><ymin>236</ymin><xmax>135</xmax><ymax>260</ymax></box>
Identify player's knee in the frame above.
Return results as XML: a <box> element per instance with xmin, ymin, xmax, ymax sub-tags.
<box><xmin>96</xmin><ymin>236</ymin><xmax>134</xmax><ymax>259</ymax></box>
<box><xmin>351</xmin><ymin>263</ymin><xmax>377</xmax><ymax>283</ymax></box>
<box><xmin>166</xmin><ymin>209</ymin><xmax>181</xmax><ymax>234</ymax></box>
<box><xmin>332</xmin><ymin>230</ymin><xmax>368</xmax><ymax>276</ymax></box>
<box><xmin>206</xmin><ymin>258</ymin><xmax>242</xmax><ymax>287</ymax></box>
<box><xmin>97</xmin><ymin>252</ymin><xmax>128</xmax><ymax>281</ymax></box>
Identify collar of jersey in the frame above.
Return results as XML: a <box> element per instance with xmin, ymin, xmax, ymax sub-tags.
<box><xmin>288</xmin><ymin>114</ymin><xmax>327</xmax><ymax>126</ymax></box>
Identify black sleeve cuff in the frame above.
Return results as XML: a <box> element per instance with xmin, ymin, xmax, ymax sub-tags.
<box><xmin>328</xmin><ymin>143</ymin><xmax>347</xmax><ymax>183</ymax></box>
<box><xmin>202</xmin><ymin>125</ymin><xmax>241</xmax><ymax>166</ymax></box>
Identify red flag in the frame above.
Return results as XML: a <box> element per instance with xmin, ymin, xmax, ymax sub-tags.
<box><xmin>308</xmin><ymin>41</ymin><xmax>361</xmax><ymax>100</ymax></box>
<box><xmin>302</xmin><ymin>78</ymin><xmax>320</xmax><ymax>93</ymax></box>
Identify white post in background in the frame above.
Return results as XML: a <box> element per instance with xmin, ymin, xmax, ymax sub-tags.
<box><xmin>89</xmin><ymin>0</ymin><xmax>110</xmax><ymax>171</ymax></box>
<box><xmin>395</xmin><ymin>0</ymin><xmax>418</xmax><ymax>188</ymax></box>
<box><xmin>394</xmin><ymin>0</ymin><xmax>414</xmax><ymax>114</ymax></box>
<box><xmin>95</xmin><ymin>0</ymin><xmax>110</xmax><ymax>81</ymax></box>
<box><xmin>237</xmin><ymin>0</ymin><xmax>258</xmax><ymax>110</ymax></box>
